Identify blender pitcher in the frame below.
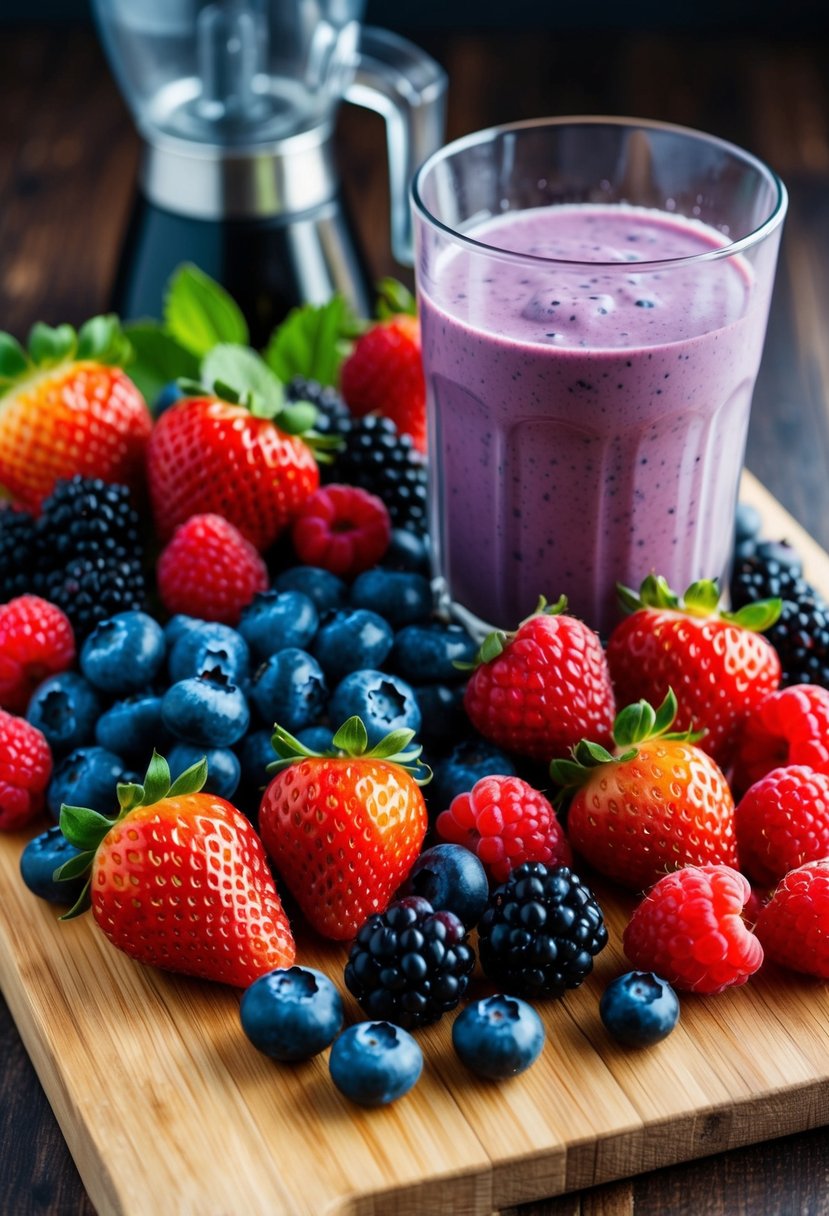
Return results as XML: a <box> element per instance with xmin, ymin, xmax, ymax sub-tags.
<box><xmin>92</xmin><ymin>0</ymin><xmax>447</xmax><ymax>342</ymax></box>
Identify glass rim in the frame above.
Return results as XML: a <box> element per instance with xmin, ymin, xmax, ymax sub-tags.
<box><xmin>411</xmin><ymin>115</ymin><xmax>788</xmax><ymax>271</ymax></box>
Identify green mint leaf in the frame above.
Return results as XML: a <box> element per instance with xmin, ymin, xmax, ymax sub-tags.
<box><xmin>202</xmin><ymin>344</ymin><xmax>284</xmax><ymax>415</ymax></box>
<box><xmin>165</xmin><ymin>263</ymin><xmax>249</xmax><ymax>358</ymax></box>
<box><xmin>376</xmin><ymin>277</ymin><xmax>418</xmax><ymax>319</ymax></box>
<box><xmin>123</xmin><ymin>321</ymin><xmax>200</xmax><ymax>406</ymax></box>
<box><xmin>168</xmin><ymin>756</ymin><xmax>209</xmax><ymax>797</ymax></box>
<box><xmin>58</xmin><ymin>806</ymin><xmax>115</xmax><ymax>852</ymax></box>
<box><xmin>142</xmin><ymin>751</ymin><xmax>172</xmax><ymax>805</ymax></box>
<box><xmin>263</xmin><ymin>296</ymin><xmax>353</xmax><ymax>387</ymax></box>
<box><xmin>53</xmin><ymin>849</ymin><xmax>96</xmax><ymax>883</ymax></box>
<box><xmin>28</xmin><ymin>323</ymin><xmax>76</xmax><ymax>368</ymax></box>
<box><xmin>0</xmin><ymin>333</ymin><xmax>30</xmax><ymax>383</ymax></box>
<box><xmin>331</xmin><ymin>716</ymin><xmax>369</xmax><ymax>756</ymax></box>
<box><xmin>76</xmin><ymin>315</ymin><xmax>131</xmax><ymax>365</ymax></box>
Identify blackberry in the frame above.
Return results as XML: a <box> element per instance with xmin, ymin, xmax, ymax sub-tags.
<box><xmin>730</xmin><ymin>553</ymin><xmax>806</xmax><ymax>608</ymax></box>
<box><xmin>477</xmin><ymin>862</ymin><xmax>607</xmax><ymax>999</ymax></box>
<box><xmin>0</xmin><ymin>508</ymin><xmax>38</xmax><ymax>599</ymax></box>
<box><xmin>39</xmin><ymin>555</ymin><xmax>146</xmax><ymax>640</ymax></box>
<box><xmin>334</xmin><ymin>414</ymin><xmax>428</xmax><ymax>535</ymax></box>
<box><xmin>36</xmin><ymin>476</ymin><xmax>143</xmax><ymax>566</ymax></box>
<box><xmin>730</xmin><ymin>554</ymin><xmax>829</xmax><ymax>687</ymax></box>
<box><xmin>286</xmin><ymin>376</ymin><xmax>351</xmax><ymax>439</ymax></box>
<box><xmin>344</xmin><ymin>895</ymin><xmax>475</xmax><ymax>1029</ymax></box>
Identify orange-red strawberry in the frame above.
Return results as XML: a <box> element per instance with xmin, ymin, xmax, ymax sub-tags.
<box><xmin>462</xmin><ymin>596</ymin><xmax>616</xmax><ymax>763</ymax></box>
<box><xmin>340</xmin><ymin>315</ymin><xmax>427</xmax><ymax>453</ymax></box>
<box><xmin>607</xmin><ymin>575</ymin><xmax>781</xmax><ymax>769</ymax></box>
<box><xmin>147</xmin><ymin>394</ymin><xmax>322</xmax><ymax>551</ymax></box>
<box><xmin>57</xmin><ymin>752</ymin><xmax>295</xmax><ymax>987</ymax></box>
<box><xmin>0</xmin><ymin>318</ymin><xmax>150</xmax><ymax>512</ymax></box>
<box><xmin>258</xmin><ymin>717</ymin><xmax>428</xmax><ymax>940</ymax></box>
<box><xmin>550</xmin><ymin>692</ymin><xmax>738</xmax><ymax>891</ymax></box>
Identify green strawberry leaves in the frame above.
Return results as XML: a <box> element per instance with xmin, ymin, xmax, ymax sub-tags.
<box><xmin>263</xmin><ymin>296</ymin><xmax>360</xmax><ymax>387</ymax></box>
<box><xmin>0</xmin><ymin>315</ymin><xmax>132</xmax><ymax>396</ymax></box>
<box><xmin>201</xmin><ymin>344</ymin><xmax>285</xmax><ymax>417</ymax></box>
<box><xmin>617</xmin><ymin>573</ymin><xmax>781</xmax><ymax>634</ymax></box>
<box><xmin>456</xmin><ymin>594</ymin><xmax>569</xmax><ymax>671</ymax></box>
<box><xmin>376</xmin><ymin>277</ymin><xmax>418</xmax><ymax>320</ymax></box>
<box><xmin>268</xmin><ymin>716</ymin><xmax>431</xmax><ymax>785</ymax></box>
<box><xmin>0</xmin><ymin>334</ymin><xmax>29</xmax><ymax>385</ymax></box>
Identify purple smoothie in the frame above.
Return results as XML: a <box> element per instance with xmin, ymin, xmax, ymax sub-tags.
<box><xmin>418</xmin><ymin>204</ymin><xmax>773</xmax><ymax>636</ymax></box>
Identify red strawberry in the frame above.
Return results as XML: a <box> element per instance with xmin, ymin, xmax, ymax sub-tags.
<box><xmin>147</xmin><ymin>395</ymin><xmax>321</xmax><ymax>551</ymax></box>
<box><xmin>732</xmin><ymin>684</ymin><xmax>829</xmax><ymax>795</ymax></box>
<box><xmin>623</xmin><ymin>863</ymin><xmax>763</xmax><ymax>994</ymax></box>
<box><xmin>550</xmin><ymin>692</ymin><xmax>738</xmax><ymax>891</ymax></box>
<box><xmin>463</xmin><ymin>596</ymin><xmax>615</xmax><ymax>762</ymax></box>
<box><xmin>735</xmin><ymin>765</ymin><xmax>829</xmax><ymax>887</ymax></box>
<box><xmin>755</xmin><ymin>860</ymin><xmax>829</xmax><ymax>978</ymax></box>
<box><xmin>435</xmin><ymin>774</ymin><xmax>571</xmax><ymax>884</ymax></box>
<box><xmin>0</xmin><ymin>709</ymin><xmax>52</xmax><ymax>831</ymax></box>
<box><xmin>607</xmin><ymin>575</ymin><xmax>781</xmax><ymax>769</ymax></box>
<box><xmin>340</xmin><ymin>316</ymin><xmax>427</xmax><ymax>453</ymax></box>
<box><xmin>291</xmin><ymin>483</ymin><xmax>391</xmax><ymax>578</ymax></box>
<box><xmin>0</xmin><ymin>318</ymin><xmax>150</xmax><ymax>512</ymax></box>
<box><xmin>258</xmin><ymin>717</ymin><xmax>428</xmax><ymax>940</ymax></box>
<box><xmin>157</xmin><ymin>513</ymin><xmax>268</xmax><ymax>626</ymax></box>
<box><xmin>57</xmin><ymin>752</ymin><xmax>295</xmax><ymax>986</ymax></box>
<box><xmin>0</xmin><ymin>595</ymin><xmax>75</xmax><ymax>713</ymax></box>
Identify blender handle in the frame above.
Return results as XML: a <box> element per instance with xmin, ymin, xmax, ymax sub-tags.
<box><xmin>345</xmin><ymin>26</ymin><xmax>447</xmax><ymax>267</ymax></box>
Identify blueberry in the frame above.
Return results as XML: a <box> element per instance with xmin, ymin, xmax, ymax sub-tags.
<box><xmin>20</xmin><ymin>826</ymin><xmax>86</xmax><ymax>905</ymax></box>
<box><xmin>312</xmin><ymin>609</ymin><xmax>394</xmax><ymax>683</ymax></box>
<box><xmin>237</xmin><ymin>729</ymin><xmax>275</xmax><ymax>794</ymax></box>
<box><xmin>382</xmin><ymin>528</ymin><xmax>431</xmax><ymax>574</ymax></box>
<box><xmin>599</xmin><ymin>971</ymin><xmax>680</xmax><ymax>1047</ymax></box>
<box><xmin>329</xmin><ymin>1022</ymin><xmax>422</xmax><ymax>1106</ymax></box>
<box><xmin>27</xmin><ymin>673</ymin><xmax>101</xmax><ymax>756</ymax></box>
<box><xmin>349</xmin><ymin>569</ymin><xmax>432</xmax><ymax>626</ymax></box>
<box><xmin>161</xmin><ymin>672</ymin><xmax>250</xmax><ymax>747</ymax></box>
<box><xmin>164</xmin><ymin>614</ymin><xmax>199</xmax><ymax>648</ymax></box>
<box><xmin>47</xmin><ymin>746</ymin><xmax>124</xmax><ymax>819</ymax></box>
<box><xmin>413</xmin><ymin>684</ymin><xmax>469</xmax><ymax>750</ymax></box>
<box><xmin>389</xmin><ymin>623</ymin><xmax>476</xmax><ymax>684</ymax></box>
<box><xmin>735</xmin><ymin>502</ymin><xmax>763</xmax><ymax>544</ymax></box>
<box><xmin>452</xmin><ymin>994</ymin><xmax>545</xmax><ymax>1079</ymax></box>
<box><xmin>250</xmin><ymin>649</ymin><xmax>327</xmax><ymax>734</ymax></box>
<box><xmin>80</xmin><ymin>611</ymin><xmax>166</xmax><ymax>695</ymax></box>
<box><xmin>152</xmin><ymin>380</ymin><xmax>185</xmax><ymax>416</ymax></box>
<box><xmin>273</xmin><ymin>566</ymin><xmax>347</xmax><ymax>615</ymax></box>
<box><xmin>95</xmin><ymin>694</ymin><xmax>168</xmax><ymax>764</ymax></box>
<box><xmin>397</xmin><ymin>844</ymin><xmax>489</xmax><ymax>929</ymax></box>
<box><xmin>168</xmin><ymin>620</ymin><xmax>250</xmax><ymax>684</ymax></box>
<box><xmin>430</xmin><ymin>737</ymin><xmax>517</xmax><ymax>811</ymax></box>
<box><xmin>237</xmin><ymin>589</ymin><xmax>318</xmax><ymax>662</ymax></box>
<box><xmin>328</xmin><ymin>670</ymin><xmax>421</xmax><ymax>746</ymax></box>
<box><xmin>168</xmin><ymin>742</ymin><xmax>241</xmax><ymax>800</ymax></box>
<box><xmin>295</xmin><ymin>725</ymin><xmax>336</xmax><ymax>752</ymax></box>
<box><xmin>240</xmin><ymin>966</ymin><xmax>344</xmax><ymax>1061</ymax></box>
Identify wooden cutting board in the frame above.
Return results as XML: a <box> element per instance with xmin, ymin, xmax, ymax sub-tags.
<box><xmin>2</xmin><ymin>470</ymin><xmax>829</xmax><ymax>1216</ymax></box>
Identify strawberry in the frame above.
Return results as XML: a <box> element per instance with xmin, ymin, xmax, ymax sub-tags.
<box><xmin>550</xmin><ymin>691</ymin><xmax>738</xmax><ymax>891</ymax></box>
<box><xmin>156</xmin><ymin>513</ymin><xmax>268</xmax><ymax>625</ymax></box>
<box><xmin>340</xmin><ymin>315</ymin><xmax>427</xmax><ymax>453</ymax></box>
<box><xmin>754</xmin><ymin>860</ymin><xmax>829</xmax><ymax>979</ymax></box>
<box><xmin>462</xmin><ymin>596</ymin><xmax>616</xmax><ymax>763</ymax></box>
<box><xmin>57</xmin><ymin>752</ymin><xmax>295</xmax><ymax>987</ymax></box>
<box><xmin>735</xmin><ymin>765</ymin><xmax>829</xmax><ymax>887</ymax></box>
<box><xmin>731</xmin><ymin>684</ymin><xmax>829</xmax><ymax>795</ymax></box>
<box><xmin>147</xmin><ymin>391</ymin><xmax>329</xmax><ymax>551</ymax></box>
<box><xmin>258</xmin><ymin>716</ymin><xmax>428</xmax><ymax>940</ymax></box>
<box><xmin>0</xmin><ymin>318</ymin><xmax>151</xmax><ymax>512</ymax></box>
<box><xmin>623</xmin><ymin>864</ymin><xmax>764</xmax><ymax>994</ymax></box>
<box><xmin>607</xmin><ymin>575</ymin><xmax>781</xmax><ymax>769</ymax></box>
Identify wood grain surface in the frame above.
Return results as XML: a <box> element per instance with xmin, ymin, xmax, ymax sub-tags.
<box><xmin>2</xmin><ymin>19</ymin><xmax>829</xmax><ymax>1216</ymax></box>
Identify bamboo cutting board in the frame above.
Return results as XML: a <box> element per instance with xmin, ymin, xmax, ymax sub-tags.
<box><xmin>2</xmin><ymin>470</ymin><xmax>829</xmax><ymax>1216</ymax></box>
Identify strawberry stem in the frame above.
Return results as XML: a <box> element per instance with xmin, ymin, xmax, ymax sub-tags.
<box><xmin>616</xmin><ymin>573</ymin><xmax>781</xmax><ymax>633</ymax></box>
<box><xmin>268</xmin><ymin>716</ymin><xmax>431</xmax><ymax>785</ymax></box>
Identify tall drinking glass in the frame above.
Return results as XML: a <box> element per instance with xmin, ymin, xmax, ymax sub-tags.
<box><xmin>412</xmin><ymin>117</ymin><xmax>787</xmax><ymax>637</ymax></box>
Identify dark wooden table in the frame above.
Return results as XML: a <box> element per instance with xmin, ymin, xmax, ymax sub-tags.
<box><xmin>2</xmin><ymin>21</ymin><xmax>829</xmax><ymax>1216</ymax></box>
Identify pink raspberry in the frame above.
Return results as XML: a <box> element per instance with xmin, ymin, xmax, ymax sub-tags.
<box><xmin>435</xmin><ymin>774</ymin><xmax>571</xmax><ymax>884</ymax></box>
<box><xmin>291</xmin><ymin>484</ymin><xmax>391</xmax><ymax>579</ymax></box>
<box><xmin>755</xmin><ymin>860</ymin><xmax>829</xmax><ymax>979</ymax></box>
<box><xmin>157</xmin><ymin>513</ymin><xmax>268</xmax><ymax>626</ymax></box>
<box><xmin>0</xmin><ymin>595</ymin><xmax>75</xmax><ymax>713</ymax></box>
<box><xmin>0</xmin><ymin>708</ymin><xmax>52</xmax><ymax>831</ymax></box>
<box><xmin>732</xmin><ymin>684</ymin><xmax>829</xmax><ymax>794</ymax></box>
<box><xmin>623</xmin><ymin>864</ymin><xmax>763</xmax><ymax>994</ymax></box>
<box><xmin>736</xmin><ymin>765</ymin><xmax>829</xmax><ymax>887</ymax></box>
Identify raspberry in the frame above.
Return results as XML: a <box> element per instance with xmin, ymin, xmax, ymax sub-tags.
<box><xmin>0</xmin><ymin>595</ymin><xmax>75</xmax><ymax>713</ymax></box>
<box><xmin>735</xmin><ymin>765</ymin><xmax>829</xmax><ymax>887</ymax></box>
<box><xmin>622</xmin><ymin>864</ymin><xmax>763</xmax><ymax>994</ymax></box>
<box><xmin>291</xmin><ymin>484</ymin><xmax>391</xmax><ymax>579</ymax></box>
<box><xmin>157</xmin><ymin>514</ymin><xmax>268</xmax><ymax>626</ymax></box>
<box><xmin>0</xmin><ymin>708</ymin><xmax>52</xmax><ymax>831</ymax></box>
<box><xmin>732</xmin><ymin>684</ymin><xmax>829</xmax><ymax>794</ymax></box>
<box><xmin>435</xmin><ymin>775</ymin><xmax>572</xmax><ymax>884</ymax></box>
<box><xmin>755</xmin><ymin>860</ymin><xmax>829</xmax><ymax>978</ymax></box>
<box><xmin>340</xmin><ymin>317</ymin><xmax>427</xmax><ymax>453</ymax></box>
<box><xmin>477</xmin><ymin>862</ymin><xmax>608</xmax><ymax>998</ymax></box>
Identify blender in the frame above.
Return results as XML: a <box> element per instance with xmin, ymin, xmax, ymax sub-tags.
<box><xmin>91</xmin><ymin>0</ymin><xmax>447</xmax><ymax>342</ymax></box>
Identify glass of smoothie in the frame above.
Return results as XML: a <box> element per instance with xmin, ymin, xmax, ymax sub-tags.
<box><xmin>412</xmin><ymin>117</ymin><xmax>787</xmax><ymax>637</ymax></box>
